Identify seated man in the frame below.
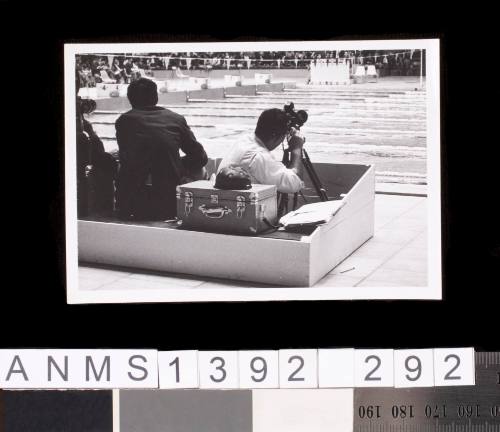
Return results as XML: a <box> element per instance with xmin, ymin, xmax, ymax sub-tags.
<box><xmin>75</xmin><ymin>72</ymin><xmax>117</xmax><ymax>218</ymax></box>
<box><xmin>115</xmin><ymin>78</ymin><xmax>208</xmax><ymax>220</ymax></box>
<box><xmin>218</xmin><ymin>108</ymin><xmax>304</xmax><ymax>194</ymax></box>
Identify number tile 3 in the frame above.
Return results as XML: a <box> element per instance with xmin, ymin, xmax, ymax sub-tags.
<box><xmin>198</xmin><ymin>351</ymin><xmax>239</xmax><ymax>389</ymax></box>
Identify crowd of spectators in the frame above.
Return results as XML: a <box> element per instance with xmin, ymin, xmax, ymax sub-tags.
<box><xmin>76</xmin><ymin>51</ymin><xmax>424</xmax><ymax>86</ymax></box>
<box><xmin>76</xmin><ymin>56</ymin><xmax>156</xmax><ymax>87</ymax></box>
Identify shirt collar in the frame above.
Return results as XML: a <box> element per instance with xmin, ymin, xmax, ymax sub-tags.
<box><xmin>254</xmin><ymin>134</ymin><xmax>267</xmax><ymax>149</ymax></box>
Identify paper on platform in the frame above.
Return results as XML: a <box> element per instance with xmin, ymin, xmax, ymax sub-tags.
<box><xmin>279</xmin><ymin>200</ymin><xmax>345</xmax><ymax>228</ymax></box>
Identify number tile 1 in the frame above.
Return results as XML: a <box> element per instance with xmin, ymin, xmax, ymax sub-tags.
<box><xmin>278</xmin><ymin>349</ymin><xmax>318</xmax><ymax>388</ymax></box>
<box><xmin>158</xmin><ymin>350</ymin><xmax>199</xmax><ymax>389</ymax></box>
<box><xmin>354</xmin><ymin>349</ymin><xmax>394</xmax><ymax>387</ymax></box>
<box><xmin>433</xmin><ymin>348</ymin><xmax>475</xmax><ymax>386</ymax></box>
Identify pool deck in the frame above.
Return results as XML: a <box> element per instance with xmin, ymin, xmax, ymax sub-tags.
<box><xmin>78</xmin><ymin>192</ymin><xmax>427</xmax><ymax>291</ymax></box>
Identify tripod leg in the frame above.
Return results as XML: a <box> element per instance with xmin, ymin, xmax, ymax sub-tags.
<box><xmin>302</xmin><ymin>149</ymin><xmax>329</xmax><ymax>201</ymax></box>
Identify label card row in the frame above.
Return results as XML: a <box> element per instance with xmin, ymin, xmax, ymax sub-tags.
<box><xmin>159</xmin><ymin>348</ymin><xmax>475</xmax><ymax>389</ymax></box>
<box><xmin>0</xmin><ymin>348</ymin><xmax>475</xmax><ymax>389</ymax></box>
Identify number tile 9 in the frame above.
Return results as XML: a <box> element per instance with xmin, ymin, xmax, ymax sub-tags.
<box><xmin>158</xmin><ymin>350</ymin><xmax>199</xmax><ymax>389</ymax></box>
<box><xmin>354</xmin><ymin>349</ymin><xmax>394</xmax><ymax>387</ymax></box>
<box><xmin>198</xmin><ymin>351</ymin><xmax>239</xmax><ymax>389</ymax></box>
<box><xmin>238</xmin><ymin>351</ymin><xmax>279</xmax><ymax>388</ymax></box>
<box><xmin>279</xmin><ymin>349</ymin><xmax>318</xmax><ymax>388</ymax></box>
<box><xmin>433</xmin><ymin>348</ymin><xmax>475</xmax><ymax>386</ymax></box>
<box><xmin>394</xmin><ymin>349</ymin><xmax>434</xmax><ymax>388</ymax></box>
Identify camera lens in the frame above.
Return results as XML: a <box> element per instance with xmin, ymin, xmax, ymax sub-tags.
<box><xmin>297</xmin><ymin>110</ymin><xmax>308</xmax><ymax>124</ymax></box>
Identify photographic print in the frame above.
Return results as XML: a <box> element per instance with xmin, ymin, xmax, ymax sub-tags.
<box><xmin>65</xmin><ymin>39</ymin><xmax>441</xmax><ymax>303</ymax></box>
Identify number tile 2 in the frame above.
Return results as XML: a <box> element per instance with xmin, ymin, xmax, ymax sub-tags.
<box><xmin>198</xmin><ymin>351</ymin><xmax>239</xmax><ymax>389</ymax></box>
<box><xmin>279</xmin><ymin>349</ymin><xmax>318</xmax><ymax>388</ymax></box>
<box><xmin>433</xmin><ymin>348</ymin><xmax>475</xmax><ymax>386</ymax></box>
<box><xmin>354</xmin><ymin>349</ymin><xmax>394</xmax><ymax>387</ymax></box>
<box><xmin>158</xmin><ymin>350</ymin><xmax>199</xmax><ymax>389</ymax></box>
<box><xmin>239</xmin><ymin>350</ymin><xmax>279</xmax><ymax>388</ymax></box>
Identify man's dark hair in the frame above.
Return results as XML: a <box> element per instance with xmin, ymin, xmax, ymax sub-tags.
<box><xmin>127</xmin><ymin>78</ymin><xmax>158</xmax><ymax>108</ymax></box>
<box><xmin>255</xmin><ymin>108</ymin><xmax>289</xmax><ymax>142</ymax></box>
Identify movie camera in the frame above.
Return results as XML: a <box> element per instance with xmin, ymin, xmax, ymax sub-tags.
<box><xmin>283</xmin><ymin>102</ymin><xmax>308</xmax><ymax>131</ymax></box>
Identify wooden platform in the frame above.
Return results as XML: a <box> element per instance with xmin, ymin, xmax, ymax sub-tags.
<box><xmin>78</xmin><ymin>162</ymin><xmax>375</xmax><ymax>287</ymax></box>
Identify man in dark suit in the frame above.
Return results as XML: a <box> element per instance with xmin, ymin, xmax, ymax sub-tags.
<box><xmin>115</xmin><ymin>78</ymin><xmax>208</xmax><ymax>220</ymax></box>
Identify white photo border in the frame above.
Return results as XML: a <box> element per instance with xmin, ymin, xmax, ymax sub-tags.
<box><xmin>65</xmin><ymin>39</ymin><xmax>441</xmax><ymax>303</ymax></box>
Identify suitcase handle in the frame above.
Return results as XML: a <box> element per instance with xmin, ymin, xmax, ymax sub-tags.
<box><xmin>198</xmin><ymin>205</ymin><xmax>232</xmax><ymax>219</ymax></box>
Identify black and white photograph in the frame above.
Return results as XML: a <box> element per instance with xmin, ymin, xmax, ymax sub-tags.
<box><xmin>2</xmin><ymin>11</ymin><xmax>499</xmax><ymax>431</ymax></box>
<box><xmin>65</xmin><ymin>39</ymin><xmax>441</xmax><ymax>303</ymax></box>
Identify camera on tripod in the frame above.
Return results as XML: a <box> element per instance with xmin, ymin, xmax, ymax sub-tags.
<box><xmin>278</xmin><ymin>101</ymin><xmax>329</xmax><ymax>217</ymax></box>
<box><xmin>283</xmin><ymin>102</ymin><xmax>308</xmax><ymax>131</ymax></box>
<box><xmin>77</xmin><ymin>96</ymin><xmax>97</xmax><ymax>115</ymax></box>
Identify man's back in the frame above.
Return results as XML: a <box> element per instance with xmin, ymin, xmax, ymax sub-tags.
<box><xmin>116</xmin><ymin>107</ymin><xmax>187</xmax><ymax>167</ymax></box>
<box><xmin>116</xmin><ymin>106</ymin><xmax>207</xmax><ymax>220</ymax></box>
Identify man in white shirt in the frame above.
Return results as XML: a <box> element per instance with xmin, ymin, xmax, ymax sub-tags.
<box><xmin>218</xmin><ymin>108</ymin><xmax>305</xmax><ymax>193</ymax></box>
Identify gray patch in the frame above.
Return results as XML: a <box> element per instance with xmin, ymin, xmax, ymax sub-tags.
<box><xmin>120</xmin><ymin>389</ymin><xmax>252</xmax><ymax>432</ymax></box>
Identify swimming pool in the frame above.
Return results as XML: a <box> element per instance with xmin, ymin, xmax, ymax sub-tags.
<box><xmin>87</xmin><ymin>83</ymin><xmax>427</xmax><ymax>185</ymax></box>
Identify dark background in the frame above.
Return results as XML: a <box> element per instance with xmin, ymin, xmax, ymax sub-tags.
<box><xmin>2</xmin><ymin>7</ymin><xmax>498</xmax><ymax>351</ymax></box>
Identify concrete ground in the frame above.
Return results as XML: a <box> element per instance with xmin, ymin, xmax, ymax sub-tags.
<box><xmin>78</xmin><ymin>192</ymin><xmax>427</xmax><ymax>291</ymax></box>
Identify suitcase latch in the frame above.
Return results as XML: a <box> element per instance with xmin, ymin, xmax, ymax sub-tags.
<box><xmin>236</xmin><ymin>195</ymin><xmax>246</xmax><ymax>218</ymax></box>
<box><xmin>210</xmin><ymin>194</ymin><xmax>219</xmax><ymax>204</ymax></box>
<box><xmin>184</xmin><ymin>191</ymin><xmax>194</xmax><ymax>216</ymax></box>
